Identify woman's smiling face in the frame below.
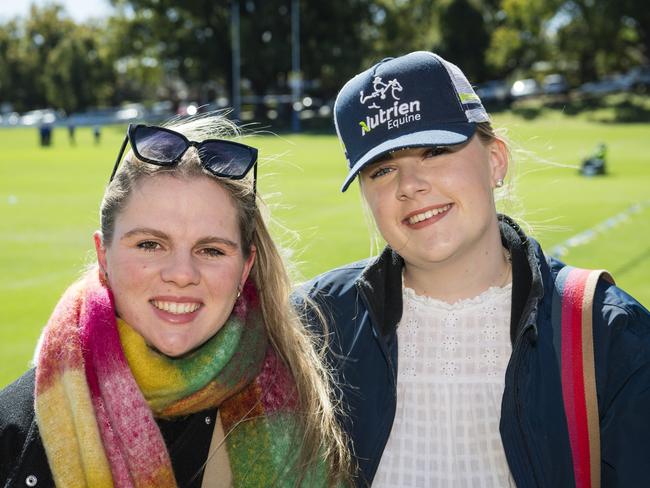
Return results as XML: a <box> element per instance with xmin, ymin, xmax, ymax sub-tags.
<box><xmin>95</xmin><ymin>174</ymin><xmax>255</xmax><ymax>357</ymax></box>
<box><xmin>359</xmin><ymin>135</ymin><xmax>507</xmax><ymax>270</ymax></box>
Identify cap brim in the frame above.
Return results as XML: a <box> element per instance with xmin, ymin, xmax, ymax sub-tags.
<box><xmin>340</xmin><ymin>125</ymin><xmax>476</xmax><ymax>192</ymax></box>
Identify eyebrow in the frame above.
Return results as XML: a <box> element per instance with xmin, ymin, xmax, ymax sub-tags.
<box><xmin>121</xmin><ymin>228</ymin><xmax>240</xmax><ymax>249</ymax></box>
<box><xmin>373</xmin><ymin>153</ymin><xmax>395</xmax><ymax>164</ymax></box>
<box><xmin>370</xmin><ymin>146</ymin><xmax>429</xmax><ymax>165</ymax></box>
<box><xmin>363</xmin><ymin>154</ymin><xmax>392</xmax><ymax>172</ymax></box>
<box><xmin>195</xmin><ymin>236</ymin><xmax>239</xmax><ymax>249</ymax></box>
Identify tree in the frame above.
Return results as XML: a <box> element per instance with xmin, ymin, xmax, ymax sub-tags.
<box><xmin>486</xmin><ymin>0</ymin><xmax>561</xmax><ymax>76</ymax></box>
<box><xmin>0</xmin><ymin>4</ymin><xmax>120</xmax><ymax>112</ymax></box>
<box><xmin>238</xmin><ymin>0</ymin><xmax>291</xmax><ymax>118</ymax></box>
<box><xmin>619</xmin><ymin>0</ymin><xmax>650</xmax><ymax>62</ymax></box>
<box><xmin>556</xmin><ymin>0</ymin><xmax>648</xmax><ymax>82</ymax></box>
<box><xmin>22</xmin><ymin>4</ymin><xmax>80</xmax><ymax>108</ymax></box>
<box><xmin>365</xmin><ymin>0</ymin><xmax>439</xmax><ymax>60</ymax></box>
<box><xmin>108</xmin><ymin>0</ymin><xmax>380</xmax><ymax>117</ymax></box>
<box><xmin>109</xmin><ymin>1</ymin><xmax>232</xmax><ymax>104</ymax></box>
<box><xmin>294</xmin><ymin>0</ymin><xmax>376</xmax><ymax>100</ymax></box>
<box><xmin>485</xmin><ymin>0</ymin><xmax>649</xmax><ymax>84</ymax></box>
<box><xmin>0</xmin><ymin>20</ymin><xmax>23</xmax><ymax>110</ymax></box>
<box><xmin>436</xmin><ymin>0</ymin><xmax>491</xmax><ymax>83</ymax></box>
<box><xmin>43</xmin><ymin>25</ymin><xmax>116</xmax><ymax>113</ymax></box>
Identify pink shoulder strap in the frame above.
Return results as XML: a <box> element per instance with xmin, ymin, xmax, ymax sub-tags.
<box><xmin>552</xmin><ymin>266</ymin><xmax>614</xmax><ymax>488</ymax></box>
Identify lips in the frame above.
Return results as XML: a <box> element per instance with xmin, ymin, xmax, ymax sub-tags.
<box><xmin>404</xmin><ymin>203</ymin><xmax>453</xmax><ymax>226</ymax></box>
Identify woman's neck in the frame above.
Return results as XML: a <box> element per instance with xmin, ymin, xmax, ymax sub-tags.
<box><xmin>402</xmin><ymin>233</ymin><xmax>511</xmax><ymax>304</ymax></box>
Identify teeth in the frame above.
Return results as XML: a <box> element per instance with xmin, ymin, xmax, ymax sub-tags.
<box><xmin>408</xmin><ymin>204</ymin><xmax>451</xmax><ymax>224</ymax></box>
<box><xmin>151</xmin><ymin>301</ymin><xmax>201</xmax><ymax>314</ymax></box>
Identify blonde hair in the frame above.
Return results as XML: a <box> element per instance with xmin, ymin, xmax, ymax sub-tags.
<box><xmin>99</xmin><ymin>114</ymin><xmax>351</xmax><ymax>485</ymax></box>
<box><xmin>475</xmin><ymin>120</ymin><xmax>526</xmax><ymax>224</ymax></box>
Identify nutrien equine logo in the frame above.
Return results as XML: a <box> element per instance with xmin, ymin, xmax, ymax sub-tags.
<box><xmin>358</xmin><ymin>76</ymin><xmax>421</xmax><ymax>136</ymax></box>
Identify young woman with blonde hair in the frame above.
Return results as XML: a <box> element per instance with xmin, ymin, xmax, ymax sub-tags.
<box><xmin>0</xmin><ymin>115</ymin><xmax>350</xmax><ymax>487</ymax></box>
<box><xmin>301</xmin><ymin>51</ymin><xmax>650</xmax><ymax>487</ymax></box>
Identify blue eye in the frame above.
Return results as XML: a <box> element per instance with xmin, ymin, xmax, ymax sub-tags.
<box><xmin>370</xmin><ymin>166</ymin><xmax>394</xmax><ymax>179</ymax></box>
<box><xmin>423</xmin><ymin>147</ymin><xmax>448</xmax><ymax>158</ymax></box>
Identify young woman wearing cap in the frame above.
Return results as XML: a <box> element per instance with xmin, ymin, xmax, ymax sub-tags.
<box><xmin>300</xmin><ymin>51</ymin><xmax>650</xmax><ymax>487</ymax></box>
<box><xmin>0</xmin><ymin>115</ymin><xmax>351</xmax><ymax>487</ymax></box>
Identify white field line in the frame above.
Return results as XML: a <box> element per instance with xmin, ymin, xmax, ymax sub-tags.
<box><xmin>549</xmin><ymin>201</ymin><xmax>650</xmax><ymax>258</ymax></box>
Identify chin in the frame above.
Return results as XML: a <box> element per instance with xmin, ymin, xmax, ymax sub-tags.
<box><xmin>405</xmin><ymin>245</ymin><xmax>456</xmax><ymax>265</ymax></box>
<box><xmin>148</xmin><ymin>340</ymin><xmax>191</xmax><ymax>358</ymax></box>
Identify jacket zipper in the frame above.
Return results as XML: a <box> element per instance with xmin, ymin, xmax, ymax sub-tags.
<box><xmin>509</xmin><ymin>321</ymin><xmax>541</xmax><ymax>487</ymax></box>
<box><xmin>358</xmin><ymin>285</ymin><xmax>398</xmax><ymax>483</ymax></box>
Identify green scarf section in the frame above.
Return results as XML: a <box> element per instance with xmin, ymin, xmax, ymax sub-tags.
<box><xmin>118</xmin><ymin>298</ymin><xmax>267</xmax><ymax>417</ymax></box>
<box><xmin>118</xmin><ymin>285</ymin><xmax>328</xmax><ymax>485</ymax></box>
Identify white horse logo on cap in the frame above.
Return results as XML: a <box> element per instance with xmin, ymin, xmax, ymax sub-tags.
<box><xmin>359</xmin><ymin>76</ymin><xmax>403</xmax><ymax>109</ymax></box>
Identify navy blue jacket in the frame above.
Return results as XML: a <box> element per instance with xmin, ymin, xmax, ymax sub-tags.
<box><xmin>301</xmin><ymin>216</ymin><xmax>650</xmax><ymax>487</ymax></box>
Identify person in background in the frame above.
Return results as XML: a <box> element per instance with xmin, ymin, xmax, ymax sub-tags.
<box><xmin>93</xmin><ymin>124</ymin><xmax>101</xmax><ymax>144</ymax></box>
<box><xmin>0</xmin><ymin>116</ymin><xmax>350</xmax><ymax>487</ymax></box>
<box><xmin>38</xmin><ymin>123</ymin><xmax>52</xmax><ymax>147</ymax></box>
<box><xmin>68</xmin><ymin>123</ymin><xmax>76</xmax><ymax>146</ymax></box>
<box><xmin>301</xmin><ymin>51</ymin><xmax>650</xmax><ymax>487</ymax></box>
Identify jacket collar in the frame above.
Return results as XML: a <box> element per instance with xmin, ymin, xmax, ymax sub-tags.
<box><xmin>498</xmin><ymin>215</ymin><xmax>544</xmax><ymax>344</ymax></box>
<box><xmin>356</xmin><ymin>246</ymin><xmax>405</xmax><ymax>337</ymax></box>
<box><xmin>355</xmin><ymin>215</ymin><xmax>545</xmax><ymax>344</ymax></box>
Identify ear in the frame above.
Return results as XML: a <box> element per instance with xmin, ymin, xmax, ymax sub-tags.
<box><xmin>240</xmin><ymin>244</ymin><xmax>257</xmax><ymax>288</ymax></box>
<box><xmin>487</xmin><ymin>138</ymin><xmax>509</xmax><ymax>186</ymax></box>
<box><xmin>94</xmin><ymin>231</ymin><xmax>108</xmax><ymax>275</ymax></box>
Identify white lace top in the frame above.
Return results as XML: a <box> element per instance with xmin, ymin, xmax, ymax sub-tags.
<box><xmin>372</xmin><ymin>283</ymin><xmax>515</xmax><ymax>488</ymax></box>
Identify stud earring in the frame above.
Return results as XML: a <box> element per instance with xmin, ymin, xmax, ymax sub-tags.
<box><xmin>495</xmin><ymin>178</ymin><xmax>504</xmax><ymax>188</ymax></box>
<box><xmin>237</xmin><ymin>285</ymin><xmax>242</xmax><ymax>299</ymax></box>
<box><xmin>99</xmin><ymin>267</ymin><xmax>109</xmax><ymax>286</ymax></box>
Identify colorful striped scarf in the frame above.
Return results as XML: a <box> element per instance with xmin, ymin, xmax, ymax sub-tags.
<box><xmin>34</xmin><ymin>269</ymin><xmax>322</xmax><ymax>487</ymax></box>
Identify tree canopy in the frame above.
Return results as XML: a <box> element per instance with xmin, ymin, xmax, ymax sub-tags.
<box><xmin>0</xmin><ymin>0</ymin><xmax>648</xmax><ymax>113</ymax></box>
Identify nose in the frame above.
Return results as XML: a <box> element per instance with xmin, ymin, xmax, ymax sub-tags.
<box><xmin>160</xmin><ymin>252</ymin><xmax>200</xmax><ymax>287</ymax></box>
<box><xmin>396</xmin><ymin>162</ymin><xmax>430</xmax><ymax>200</ymax></box>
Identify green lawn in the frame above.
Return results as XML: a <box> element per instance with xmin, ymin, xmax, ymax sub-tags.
<box><xmin>1</xmin><ymin>109</ymin><xmax>649</xmax><ymax>387</ymax></box>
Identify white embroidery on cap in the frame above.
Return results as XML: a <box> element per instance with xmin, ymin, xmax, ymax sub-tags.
<box><xmin>358</xmin><ymin>76</ymin><xmax>422</xmax><ymax>136</ymax></box>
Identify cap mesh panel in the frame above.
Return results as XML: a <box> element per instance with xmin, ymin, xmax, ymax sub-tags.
<box><xmin>433</xmin><ymin>54</ymin><xmax>489</xmax><ymax>123</ymax></box>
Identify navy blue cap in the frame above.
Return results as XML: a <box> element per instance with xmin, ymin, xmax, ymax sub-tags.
<box><xmin>334</xmin><ymin>51</ymin><xmax>489</xmax><ymax>192</ymax></box>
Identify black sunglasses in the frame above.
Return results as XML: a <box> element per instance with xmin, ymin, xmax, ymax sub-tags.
<box><xmin>110</xmin><ymin>124</ymin><xmax>258</xmax><ymax>194</ymax></box>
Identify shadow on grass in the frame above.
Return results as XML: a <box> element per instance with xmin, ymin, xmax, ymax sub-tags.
<box><xmin>509</xmin><ymin>93</ymin><xmax>650</xmax><ymax>123</ymax></box>
<box><xmin>609</xmin><ymin>99</ymin><xmax>650</xmax><ymax>123</ymax></box>
<box><xmin>511</xmin><ymin>104</ymin><xmax>544</xmax><ymax>120</ymax></box>
<box><xmin>613</xmin><ymin>247</ymin><xmax>650</xmax><ymax>277</ymax></box>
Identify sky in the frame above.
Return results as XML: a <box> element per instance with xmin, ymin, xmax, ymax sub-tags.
<box><xmin>0</xmin><ymin>0</ymin><xmax>114</xmax><ymax>22</ymax></box>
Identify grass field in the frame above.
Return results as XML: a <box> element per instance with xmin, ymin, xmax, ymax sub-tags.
<box><xmin>1</xmin><ymin>104</ymin><xmax>649</xmax><ymax>387</ymax></box>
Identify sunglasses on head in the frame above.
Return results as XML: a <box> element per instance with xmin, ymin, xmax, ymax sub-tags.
<box><xmin>110</xmin><ymin>124</ymin><xmax>258</xmax><ymax>193</ymax></box>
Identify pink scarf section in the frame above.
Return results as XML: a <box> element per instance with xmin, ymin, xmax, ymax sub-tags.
<box><xmin>35</xmin><ymin>271</ymin><xmax>178</xmax><ymax>487</ymax></box>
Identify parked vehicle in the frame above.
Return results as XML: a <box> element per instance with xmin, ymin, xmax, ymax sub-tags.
<box><xmin>542</xmin><ymin>74</ymin><xmax>569</xmax><ymax>95</ymax></box>
<box><xmin>577</xmin><ymin>74</ymin><xmax>626</xmax><ymax>96</ymax></box>
<box><xmin>510</xmin><ymin>78</ymin><xmax>541</xmax><ymax>99</ymax></box>
<box><xmin>475</xmin><ymin>80</ymin><xmax>512</xmax><ymax>106</ymax></box>
<box><xmin>149</xmin><ymin>100</ymin><xmax>175</xmax><ymax>118</ymax></box>
<box><xmin>19</xmin><ymin>108</ymin><xmax>60</xmax><ymax>126</ymax></box>
<box><xmin>0</xmin><ymin>112</ymin><xmax>20</xmax><ymax>126</ymax></box>
<box><xmin>115</xmin><ymin>103</ymin><xmax>145</xmax><ymax>121</ymax></box>
<box><xmin>67</xmin><ymin>107</ymin><xmax>122</xmax><ymax>126</ymax></box>
<box><xmin>620</xmin><ymin>66</ymin><xmax>650</xmax><ymax>93</ymax></box>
